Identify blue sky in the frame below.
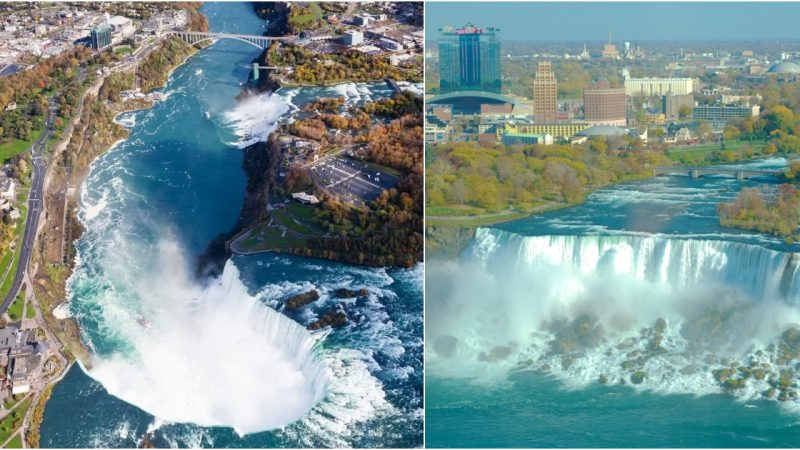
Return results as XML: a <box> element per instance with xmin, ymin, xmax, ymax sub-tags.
<box><xmin>426</xmin><ymin>2</ymin><xmax>800</xmax><ymax>41</ymax></box>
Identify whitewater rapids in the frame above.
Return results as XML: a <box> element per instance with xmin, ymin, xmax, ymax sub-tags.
<box><xmin>78</xmin><ymin>240</ymin><xmax>330</xmax><ymax>435</ymax></box>
<box><xmin>427</xmin><ymin>228</ymin><xmax>800</xmax><ymax>406</ymax></box>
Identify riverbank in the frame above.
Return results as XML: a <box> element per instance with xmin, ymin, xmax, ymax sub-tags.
<box><xmin>23</xmin><ymin>33</ymin><xmax>206</xmax><ymax>447</ymax></box>
<box><xmin>201</xmin><ymin>6</ymin><xmax>423</xmax><ymax>272</ymax></box>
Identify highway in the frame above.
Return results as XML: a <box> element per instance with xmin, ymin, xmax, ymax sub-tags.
<box><xmin>0</xmin><ymin>95</ymin><xmax>58</xmax><ymax>315</ymax></box>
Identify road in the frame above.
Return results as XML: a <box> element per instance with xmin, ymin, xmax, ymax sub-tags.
<box><xmin>0</xmin><ymin>95</ymin><xmax>57</xmax><ymax>315</ymax></box>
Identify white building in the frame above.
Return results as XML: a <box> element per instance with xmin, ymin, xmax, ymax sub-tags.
<box><xmin>624</xmin><ymin>77</ymin><xmax>695</xmax><ymax>97</ymax></box>
<box><xmin>378</xmin><ymin>37</ymin><xmax>403</xmax><ymax>52</ymax></box>
<box><xmin>108</xmin><ymin>15</ymin><xmax>135</xmax><ymax>39</ymax></box>
<box><xmin>353</xmin><ymin>15</ymin><xmax>370</xmax><ymax>27</ymax></box>
<box><xmin>342</xmin><ymin>30</ymin><xmax>363</xmax><ymax>46</ymax></box>
<box><xmin>291</xmin><ymin>192</ymin><xmax>320</xmax><ymax>205</ymax></box>
<box><xmin>0</xmin><ymin>178</ymin><xmax>15</xmax><ymax>200</ymax></box>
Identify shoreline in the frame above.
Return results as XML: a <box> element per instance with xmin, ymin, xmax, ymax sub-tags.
<box><xmin>24</xmin><ymin>34</ymin><xmax>206</xmax><ymax>447</ymax></box>
<box><xmin>426</xmin><ymin>155</ymin><xmax>795</xmax><ymax>260</ymax></box>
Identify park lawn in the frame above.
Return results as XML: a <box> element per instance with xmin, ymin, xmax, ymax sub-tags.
<box><xmin>237</xmin><ymin>222</ymin><xmax>307</xmax><ymax>252</ymax></box>
<box><xmin>0</xmin><ymin>201</ymin><xmax>29</xmax><ymax>301</ymax></box>
<box><xmin>667</xmin><ymin>139</ymin><xmax>767</xmax><ymax>160</ymax></box>
<box><xmin>0</xmin><ymin>128</ymin><xmax>44</xmax><ymax>163</ymax></box>
<box><xmin>426</xmin><ymin>211</ymin><xmax>531</xmax><ymax>228</ymax></box>
<box><xmin>7</xmin><ymin>293</ymin><xmax>23</xmax><ymax>322</ymax></box>
<box><xmin>114</xmin><ymin>46</ymin><xmax>132</xmax><ymax>55</ymax></box>
<box><xmin>5</xmin><ymin>432</ymin><xmax>22</xmax><ymax>448</ymax></box>
<box><xmin>426</xmin><ymin>204</ymin><xmax>488</xmax><ymax>217</ymax></box>
<box><xmin>1</xmin><ymin>395</ymin><xmax>24</xmax><ymax>411</ymax></box>
<box><xmin>0</xmin><ymin>396</ymin><xmax>31</xmax><ymax>445</ymax></box>
<box><xmin>24</xmin><ymin>302</ymin><xmax>36</xmax><ymax>319</ymax></box>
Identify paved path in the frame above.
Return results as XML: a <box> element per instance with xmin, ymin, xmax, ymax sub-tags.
<box><xmin>427</xmin><ymin>202</ymin><xmax>562</xmax><ymax>222</ymax></box>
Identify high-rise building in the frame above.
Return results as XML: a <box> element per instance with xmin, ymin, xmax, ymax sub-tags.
<box><xmin>533</xmin><ymin>61</ymin><xmax>557</xmax><ymax>123</ymax></box>
<box><xmin>438</xmin><ymin>24</ymin><xmax>501</xmax><ymax>94</ymax></box>
<box><xmin>624</xmin><ymin>77</ymin><xmax>695</xmax><ymax>97</ymax></box>
<box><xmin>583</xmin><ymin>80</ymin><xmax>627</xmax><ymax>126</ymax></box>
<box><xmin>90</xmin><ymin>24</ymin><xmax>112</xmax><ymax>50</ymax></box>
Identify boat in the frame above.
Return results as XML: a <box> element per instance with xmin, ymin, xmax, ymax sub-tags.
<box><xmin>137</xmin><ymin>316</ymin><xmax>151</xmax><ymax>329</ymax></box>
<box><xmin>204</xmin><ymin>111</ymin><xmax>211</xmax><ymax>119</ymax></box>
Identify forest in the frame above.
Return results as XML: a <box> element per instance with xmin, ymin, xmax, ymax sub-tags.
<box><xmin>274</xmin><ymin>93</ymin><xmax>423</xmax><ymax>268</ymax></box>
<box><xmin>268</xmin><ymin>44</ymin><xmax>420</xmax><ymax>85</ymax></box>
<box><xmin>426</xmin><ymin>141</ymin><xmax>669</xmax><ymax>213</ymax></box>
<box><xmin>718</xmin><ymin>184</ymin><xmax>800</xmax><ymax>239</ymax></box>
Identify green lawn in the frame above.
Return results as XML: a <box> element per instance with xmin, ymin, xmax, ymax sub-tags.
<box><xmin>114</xmin><ymin>45</ymin><xmax>132</xmax><ymax>55</ymax></box>
<box><xmin>24</xmin><ymin>302</ymin><xmax>36</xmax><ymax>319</ymax></box>
<box><xmin>236</xmin><ymin>222</ymin><xmax>307</xmax><ymax>252</ymax></box>
<box><xmin>0</xmin><ymin>396</ymin><xmax>31</xmax><ymax>445</ymax></box>
<box><xmin>667</xmin><ymin>139</ymin><xmax>767</xmax><ymax>161</ymax></box>
<box><xmin>2</xmin><ymin>395</ymin><xmax>24</xmax><ymax>411</ymax></box>
<box><xmin>271</xmin><ymin>203</ymin><xmax>326</xmax><ymax>236</ymax></box>
<box><xmin>5</xmin><ymin>432</ymin><xmax>22</xmax><ymax>448</ymax></box>
<box><xmin>7</xmin><ymin>293</ymin><xmax>23</xmax><ymax>322</ymax></box>
<box><xmin>0</xmin><ymin>201</ymin><xmax>29</xmax><ymax>301</ymax></box>
<box><xmin>0</xmin><ymin>128</ymin><xmax>43</xmax><ymax>163</ymax></box>
<box><xmin>426</xmin><ymin>204</ymin><xmax>489</xmax><ymax>217</ymax></box>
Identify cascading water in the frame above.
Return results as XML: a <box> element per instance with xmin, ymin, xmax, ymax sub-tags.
<box><xmin>428</xmin><ymin>227</ymin><xmax>800</xmax><ymax>406</ymax></box>
<box><xmin>76</xmin><ymin>240</ymin><xmax>330</xmax><ymax>434</ymax></box>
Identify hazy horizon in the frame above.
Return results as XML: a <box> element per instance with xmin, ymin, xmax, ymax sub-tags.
<box><xmin>426</xmin><ymin>2</ymin><xmax>800</xmax><ymax>42</ymax></box>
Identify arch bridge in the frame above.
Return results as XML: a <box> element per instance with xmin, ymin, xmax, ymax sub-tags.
<box><xmin>654</xmin><ymin>166</ymin><xmax>780</xmax><ymax>180</ymax></box>
<box><xmin>166</xmin><ymin>31</ymin><xmax>293</xmax><ymax>49</ymax></box>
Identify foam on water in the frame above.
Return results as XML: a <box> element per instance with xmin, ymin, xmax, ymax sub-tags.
<box><xmin>74</xmin><ymin>240</ymin><xmax>330</xmax><ymax>434</ymax></box>
<box><xmin>221</xmin><ymin>92</ymin><xmax>289</xmax><ymax>148</ymax></box>
<box><xmin>427</xmin><ymin>228</ymin><xmax>800</xmax><ymax>407</ymax></box>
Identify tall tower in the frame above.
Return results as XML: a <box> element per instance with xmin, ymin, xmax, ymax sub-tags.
<box><xmin>533</xmin><ymin>61</ymin><xmax>557</xmax><ymax>123</ymax></box>
<box><xmin>438</xmin><ymin>24</ymin><xmax>501</xmax><ymax>94</ymax></box>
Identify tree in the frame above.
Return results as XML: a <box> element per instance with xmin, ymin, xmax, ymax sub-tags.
<box><xmin>678</xmin><ymin>105</ymin><xmax>692</xmax><ymax>120</ymax></box>
<box><xmin>723</xmin><ymin>124</ymin><xmax>741</xmax><ymax>142</ymax></box>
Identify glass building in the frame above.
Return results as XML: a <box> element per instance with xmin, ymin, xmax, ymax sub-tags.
<box><xmin>438</xmin><ymin>24</ymin><xmax>501</xmax><ymax>94</ymax></box>
<box><xmin>90</xmin><ymin>24</ymin><xmax>112</xmax><ymax>50</ymax></box>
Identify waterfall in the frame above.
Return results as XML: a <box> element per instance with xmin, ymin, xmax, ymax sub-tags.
<box><xmin>468</xmin><ymin>228</ymin><xmax>800</xmax><ymax>303</ymax></box>
<box><xmin>80</xmin><ymin>247</ymin><xmax>331</xmax><ymax>435</ymax></box>
<box><xmin>427</xmin><ymin>228</ymin><xmax>800</xmax><ymax>406</ymax></box>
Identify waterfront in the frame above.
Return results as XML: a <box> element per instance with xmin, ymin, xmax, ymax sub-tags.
<box><xmin>38</xmin><ymin>3</ymin><xmax>422</xmax><ymax>447</ymax></box>
<box><xmin>426</xmin><ymin>157</ymin><xmax>800</xmax><ymax>447</ymax></box>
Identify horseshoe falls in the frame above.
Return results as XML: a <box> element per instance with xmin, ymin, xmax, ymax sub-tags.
<box><xmin>37</xmin><ymin>3</ymin><xmax>421</xmax><ymax>448</ymax></box>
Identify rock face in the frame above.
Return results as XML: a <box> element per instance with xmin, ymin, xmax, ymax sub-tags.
<box><xmin>334</xmin><ymin>288</ymin><xmax>369</xmax><ymax>299</ymax></box>
<box><xmin>284</xmin><ymin>290</ymin><xmax>320</xmax><ymax>310</ymax></box>
<box><xmin>477</xmin><ymin>345</ymin><xmax>513</xmax><ymax>363</ymax></box>
<box><xmin>433</xmin><ymin>335</ymin><xmax>458</xmax><ymax>358</ymax></box>
<box><xmin>307</xmin><ymin>306</ymin><xmax>348</xmax><ymax>330</ymax></box>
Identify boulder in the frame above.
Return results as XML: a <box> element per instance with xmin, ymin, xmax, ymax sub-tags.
<box><xmin>333</xmin><ymin>287</ymin><xmax>369</xmax><ymax>299</ymax></box>
<box><xmin>284</xmin><ymin>290</ymin><xmax>320</xmax><ymax>310</ymax></box>
<box><xmin>433</xmin><ymin>335</ymin><xmax>458</xmax><ymax>358</ymax></box>
<box><xmin>307</xmin><ymin>307</ymin><xmax>348</xmax><ymax>330</ymax></box>
<box><xmin>630</xmin><ymin>371</ymin><xmax>645</xmax><ymax>385</ymax></box>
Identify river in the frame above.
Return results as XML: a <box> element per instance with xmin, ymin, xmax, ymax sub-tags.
<box><xmin>39</xmin><ymin>3</ymin><xmax>422</xmax><ymax>447</ymax></box>
<box><xmin>426</xmin><ymin>157</ymin><xmax>800</xmax><ymax>447</ymax></box>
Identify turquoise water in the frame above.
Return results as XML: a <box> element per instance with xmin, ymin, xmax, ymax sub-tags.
<box><xmin>427</xmin><ymin>375</ymin><xmax>800</xmax><ymax>448</ymax></box>
<box><xmin>426</xmin><ymin>157</ymin><xmax>800</xmax><ymax>447</ymax></box>
<box><xmin>39</xmin><ymin>3</ymin><xmax>421</xmax><ymax>447</ymax></box>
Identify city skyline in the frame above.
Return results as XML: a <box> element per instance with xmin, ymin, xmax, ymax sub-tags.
<box><xmin>427</xmin><ymin>2</ymin><xmax>800</xmax><ymax>42</ymax></box>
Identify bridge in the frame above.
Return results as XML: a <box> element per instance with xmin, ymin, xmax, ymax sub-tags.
<box><xmin>654</xmin><ymin>166</ymin><xmax>780</xmax><ymax>180</ymax></box>
<box><xmin>166</xmin><ymin>31</ymin><xmax>293</xmax><ymax>49</ymax></box>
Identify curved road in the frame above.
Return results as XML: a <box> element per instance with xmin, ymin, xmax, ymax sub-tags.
<box><xmin>0</xmin><ymin>95</ymin><xmax>58</xmax><ymax>314</ymax></box>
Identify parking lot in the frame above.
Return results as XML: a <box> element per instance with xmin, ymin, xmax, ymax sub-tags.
<box><xmin>309</xmin><ymin>155</ymin><xmax>397</xmax><ymax>206</ymax></box>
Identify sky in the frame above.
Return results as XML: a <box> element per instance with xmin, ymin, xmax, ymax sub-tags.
<box><xmin>426</xmin><ymin>2</ymin><xmax>800</xmax><ymax>42</ymax></box>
